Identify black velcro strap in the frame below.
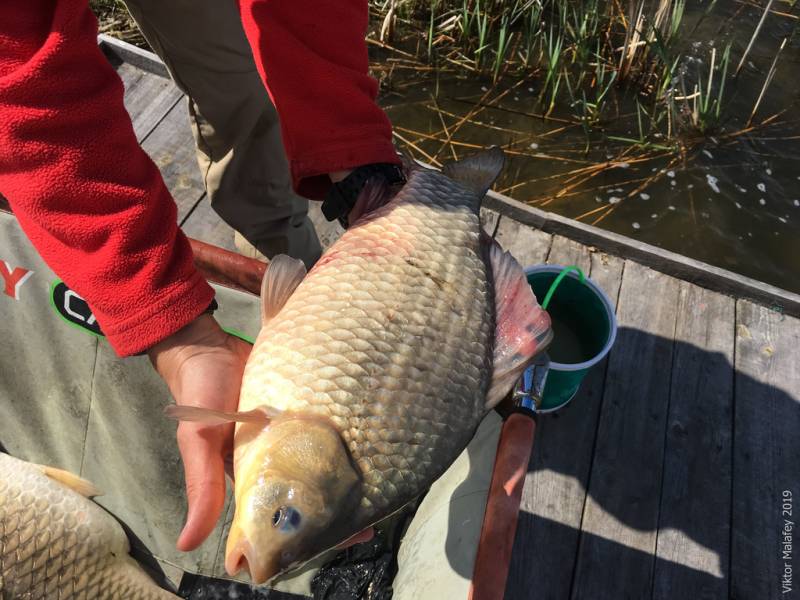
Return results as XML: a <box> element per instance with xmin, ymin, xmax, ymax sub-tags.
<box><xmin>322</xmin><ymin>163</ymin><xmax>405</xmax><ymax>228</ymax></box>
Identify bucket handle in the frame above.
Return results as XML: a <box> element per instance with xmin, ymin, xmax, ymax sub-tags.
<box><xmin>541</xmin><ymin>265</ymin><xmax>585</xmax><ymax>310</ymax></box>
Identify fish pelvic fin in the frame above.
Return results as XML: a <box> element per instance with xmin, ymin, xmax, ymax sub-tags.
<box><xmin>485</xmin><ymin>237</ymin><xmax>552</xmax><ymax>410</ymax></box>
<box><xmin>36</xmin><ymin>465</ymin><xmax>102</xmax><ymax>498</ymax></box>
<box><xmin>261</xmin><ymin>254</ymin><xmax>307</xmax><ymax>325</ymax></box>
<box><xmin>442</xmin><ymin>146</ymin><xmax>505</xmax><ymax>200</ymax></box>
<box><xmin>163</xmin><ymin>405</ymin><xmax>279</xmax><ymax>426</ymax></box>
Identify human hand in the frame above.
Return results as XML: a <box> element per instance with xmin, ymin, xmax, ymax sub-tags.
<box><xmin>150</xmin><ymin>311</ymin><xmax>374</xmax><ymax>552</ymax></box>
<box><xmin>148</xmin><ymin>313</ymin><xmax>251</xmax><ymax>551</ymax></box>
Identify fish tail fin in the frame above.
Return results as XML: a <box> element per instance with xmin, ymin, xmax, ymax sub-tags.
<box><xmin>484</xmin><ymin>237</ymin><xmax>552</xmax><ymax>409</ymax></box>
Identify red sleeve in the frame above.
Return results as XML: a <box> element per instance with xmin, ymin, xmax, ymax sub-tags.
<box><xmin>0</xmin><ymin>0</ymin><xmax>214</xmax><ymax>357</ymax></box>
<box><xmin>237</xmin><ymin>0</ymin><xmax>400</xmax><ymax>200</ymax></box>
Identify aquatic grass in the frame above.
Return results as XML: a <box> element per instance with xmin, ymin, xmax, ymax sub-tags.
<box><xmin>493</xmin><ymin>14</ymin><xmax>513</xmax><ymax>81</ymax></box>
<box><xmin>371</xmin><ymin>0</ymin><xmax>791</xmax><ymax>156</ymax></box>
<box><xmin>686</xmin><ymin>42</ymin><xmax>733</xmax><ymax>133</ymax></box>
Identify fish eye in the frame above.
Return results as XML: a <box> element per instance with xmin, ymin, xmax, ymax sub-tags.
<box><xmin>271</xmin><ymin>506</ymin><xmax>302</xmax><ymax>532</ymax></box>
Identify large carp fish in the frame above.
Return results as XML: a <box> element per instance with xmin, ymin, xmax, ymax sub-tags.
<box><xmin>0</xmin><ymin>453</ymin><xmax>177</xmax><ymax>599</ymax></box>
<box><xmin>168</xmin><ymin>147</ymin><xmax>552</xmax><ymax>584</ymax></box>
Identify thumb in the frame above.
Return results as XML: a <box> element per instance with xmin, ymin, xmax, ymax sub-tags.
<box><xmin>175</xmin><ymin>423</ymin><xmax>231</xmax><ymax>552</ymax></box>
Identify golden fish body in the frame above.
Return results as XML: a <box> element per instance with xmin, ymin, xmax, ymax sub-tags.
<box><xmin>167</xmin><ymin>148</ymin><xmax>551</xmax><ymax>584</ymax></box>
<box><xmin>239</xmin><ymin>167</ymin><xmax>496</xmax><ymax>507</ymax></box>
<box><xmin>0</xmin><ymin>453</ymin><xmax>177</xmax><ymax>600</ymax></box>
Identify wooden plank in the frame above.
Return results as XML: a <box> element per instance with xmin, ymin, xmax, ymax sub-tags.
<box><xmin>571</xmin><ymin>261</ymin><xmax>680</xmax><ymax>599</ymax></box>
<box><xmin>483</xmin><ymin>190</ymin><xmax>800</xmax><ymax>318</ymax></box>
<box><xmin>140</xmin><ymin>102</ymin><xmax>205</xmax><ymax>222</ymax></box>
<box><xmin>99</xmin><ymin>34</ymin><xmax>170</xmax><ymax>78</ymax></box>
<box><xmin>114</xmin><ymin>60</ymin><xmax>145</xmax><ymax>92</ymax></box>
<box><xmin>480</xmin><ymin>207</ymin><xmax>501</xmax><ymax>236</ymax></box>
<box><xmin>179</xmin><ymin>195</ymin><xmax>238</xmax><ymax>253</ymax></box>
<box><xmin>117</xmin><ymin>64</ymin><xmax>182</xmax><ymax>141</ymax></box>
<box><xmin>546</xmin><ymin>235</ymin><xmax>592</xmax><ymax>273</ymax></box>
<box><xmin>492</xmin><ymin>215</ymin><xmax>552</xmax><ymax>268</ymax></box>
<box><xmin>652</xmin><ymin>283</ymin><xmax>735</xmax><ymax>599</ymax></box>
<box><xmin>505</xmin><ymin>246</ymin><xmax>623</xmax><ymax>600</ymax></box>
<box><xmin>308</xmin><ymin>202</ymin><xmax>345</xmax><ymax>252</ymax></box>
<box><xmin>731</xmin><ymin>301</ymin><xmax>800</xmax><ymax>599</ymax></box>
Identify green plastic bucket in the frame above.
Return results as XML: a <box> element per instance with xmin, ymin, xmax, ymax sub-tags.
<box><xmin>525</xmin><ymin>265</ymin><xmax>617</xmax><ymax>412</ymax></box>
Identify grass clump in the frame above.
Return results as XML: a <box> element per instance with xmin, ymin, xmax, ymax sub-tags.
<box><xmin>369</xmin><ymin>0</ymin><xmax>793</xmax><ymax>144</ymax></box>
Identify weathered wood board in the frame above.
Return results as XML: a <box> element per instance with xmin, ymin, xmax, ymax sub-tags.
<box><xmin>731</xmin><ymin>302</ymin><xmax>800</xmax><ymax>599</ymax></box>
<box><xmin>115</xmin><ymin>62</ymin><xmax>183</xmax><ymax>142</ymax></box>
<box><xmin>571</xmin><ymin>262</ymin><xmax>680</xmax><ymax>599</ymax></box>
<box><xmin>652</xmin><ymin>283</ymin><xmax>735</xmax><ymax>600</ymax></box>
<box><xmin>139</xmin><ymin>102</ymin><xmax>206</xmax><ymax>222</ymax></box>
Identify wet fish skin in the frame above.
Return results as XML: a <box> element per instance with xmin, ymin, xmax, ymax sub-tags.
<box><xmin>221</xmin><ymin>149</ymin><xmax>551</xmax><ymax>584</ymax></box>
<box><xmin>0</xmin><ymin>453</ymin><xmax>178</xmax><ymax>600</ymax></box>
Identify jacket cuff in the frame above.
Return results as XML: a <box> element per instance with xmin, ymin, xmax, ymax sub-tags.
<box><xmin>103</xmin><ymin>272</ymin><xmax>216</xmax><ymax>357</ymax></box>
<box><xmin>291</xmin><ymin>141</ymin><xmax>401</xmax><ymax>200</ymax></box>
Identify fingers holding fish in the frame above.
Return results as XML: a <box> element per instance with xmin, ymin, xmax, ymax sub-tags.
<box><xmin>147</xmin><ymin>315</ymin><xmax>252</xmax><ymax>551</ymax></box>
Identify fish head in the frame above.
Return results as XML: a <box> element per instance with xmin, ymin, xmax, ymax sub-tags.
<box><xmin>225</xmin><ymin>416</ymin><xmax>360</xmax><ymax>584</ymax></box>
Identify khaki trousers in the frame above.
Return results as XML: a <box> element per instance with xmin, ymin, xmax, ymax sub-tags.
<box><xmin>121</xmin><ymin>0</ymin><xmax>323</xmax><ymax>269</ymax></box>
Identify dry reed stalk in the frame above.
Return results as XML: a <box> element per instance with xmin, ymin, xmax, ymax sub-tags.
<box><xmin>590</xmin><ymin>204</ymin><xmax>618</xmax><ymax>225</ymax></box>
<box><xmin>391</xmin><ymin>131</ymin><xmax>443</xmax><ymax>166</ymax></box>
<box><xmin>576</xmin><ymin>203</ymin><xmax>616</xmax><ymax>221</ymax></box>
<box><xmin>735</xmin><ymin>0</ymin><xmax>775</xmax><ymax>76</ymax></box>
<box><xmin>430</xmin><ymin>96</ymin><xmax>460</xmax><ymax>160</ymax></box>
<box><xmin>430</xmin><ymin>81</ymin><xmax>525</xmax><ymax>161</ymax></box>
<box><xmin>747</xmin><ymin>38</ymin><xmax>788</xmax><ymax>126</ymax></box>
<box><xmin>733</xmin><ymin>0</ymin><xmax>798</xmax><ymax>20</ymax></box>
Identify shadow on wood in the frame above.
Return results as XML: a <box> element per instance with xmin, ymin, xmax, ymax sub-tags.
<box><xmin>494</xmin><ymin>330</ymin><xmax>799</xmax><ymax>600</ymax></box>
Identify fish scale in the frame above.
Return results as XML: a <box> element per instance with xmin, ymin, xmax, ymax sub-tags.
<box><xmin>0</xmin><ymin>453</ymin><xmax>177</xmax><ymax>599</ymax></box>
<box><xmin>239</xmin><ymin>166</ymin><xmax>495</xmax><ymax>521</ymax></box>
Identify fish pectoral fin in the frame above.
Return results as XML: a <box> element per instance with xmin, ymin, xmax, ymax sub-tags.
<box><xmin>261</xmin><ymin>254</ymin><xmax>307</xmax><ymax>325</ymax></box>
<box><xmin>163</xmin><ymin>405</ymin><xmax>278</xmax><ymax>426</ymax></box>
<box><xmin>442</xmin><ymin>146</ymin><xmax>505</xmax><ymax>199</ymax></box>
<box><xmin>36</xmin><ymin>465</ymin><xmax>102</xmax><ymax>498</ymax></box>
<box><xmin>355</xmin><ymin>177</ymin><xmax>396</xmax><ymax>219</ymax></box>
<box><xmin>485</xmin><ymin>237</ymin><xmax>553</xmax><ymax>410</ymax></box>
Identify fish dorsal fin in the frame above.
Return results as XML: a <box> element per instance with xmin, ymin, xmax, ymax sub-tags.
<box><xmin>261</xmin><ymin>254</ymin><xmax>306</xmax><ymax>325</ymax></box>
<box><xmin>442</xmin><ymin>147</ymin><xmax>505</xmax><ymax>199</ymax></box>
<box><xmin>37</xmin><ymin>465</ymin><xmax>102</xmax><ymax>498</ymax></box>
<box><xmin>485</xmin><ymin>238</ymin><xmax>553</xmax><ymax>409</ymax></box>
<box><xmin>163</xmin><ymin>405</ymin><xmax>279</xmax><ymax>426</ymax></box>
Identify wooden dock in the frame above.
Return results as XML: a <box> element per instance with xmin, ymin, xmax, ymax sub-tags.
<box><xmin>100</xmin><ymin>37</ymin><xmax>798</xmax><ymax>600</ymax></box>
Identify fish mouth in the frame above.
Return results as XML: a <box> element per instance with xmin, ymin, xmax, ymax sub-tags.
<box><xmin>225</xmin><ymin>536</ymin><xmax>278</xmax><ymax>585</ymax></box>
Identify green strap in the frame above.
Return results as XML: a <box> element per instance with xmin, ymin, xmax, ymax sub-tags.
<box><xmin>222</xmin><ymin>326</ymin><xmax>255</xmax><ymax>344</ymax></box>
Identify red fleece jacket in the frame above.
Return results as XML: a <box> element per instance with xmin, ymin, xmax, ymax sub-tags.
<box><xmin>0</xmin><ymin>0</ymin><xmax>398</xmax><ymax>356</ymax></box>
